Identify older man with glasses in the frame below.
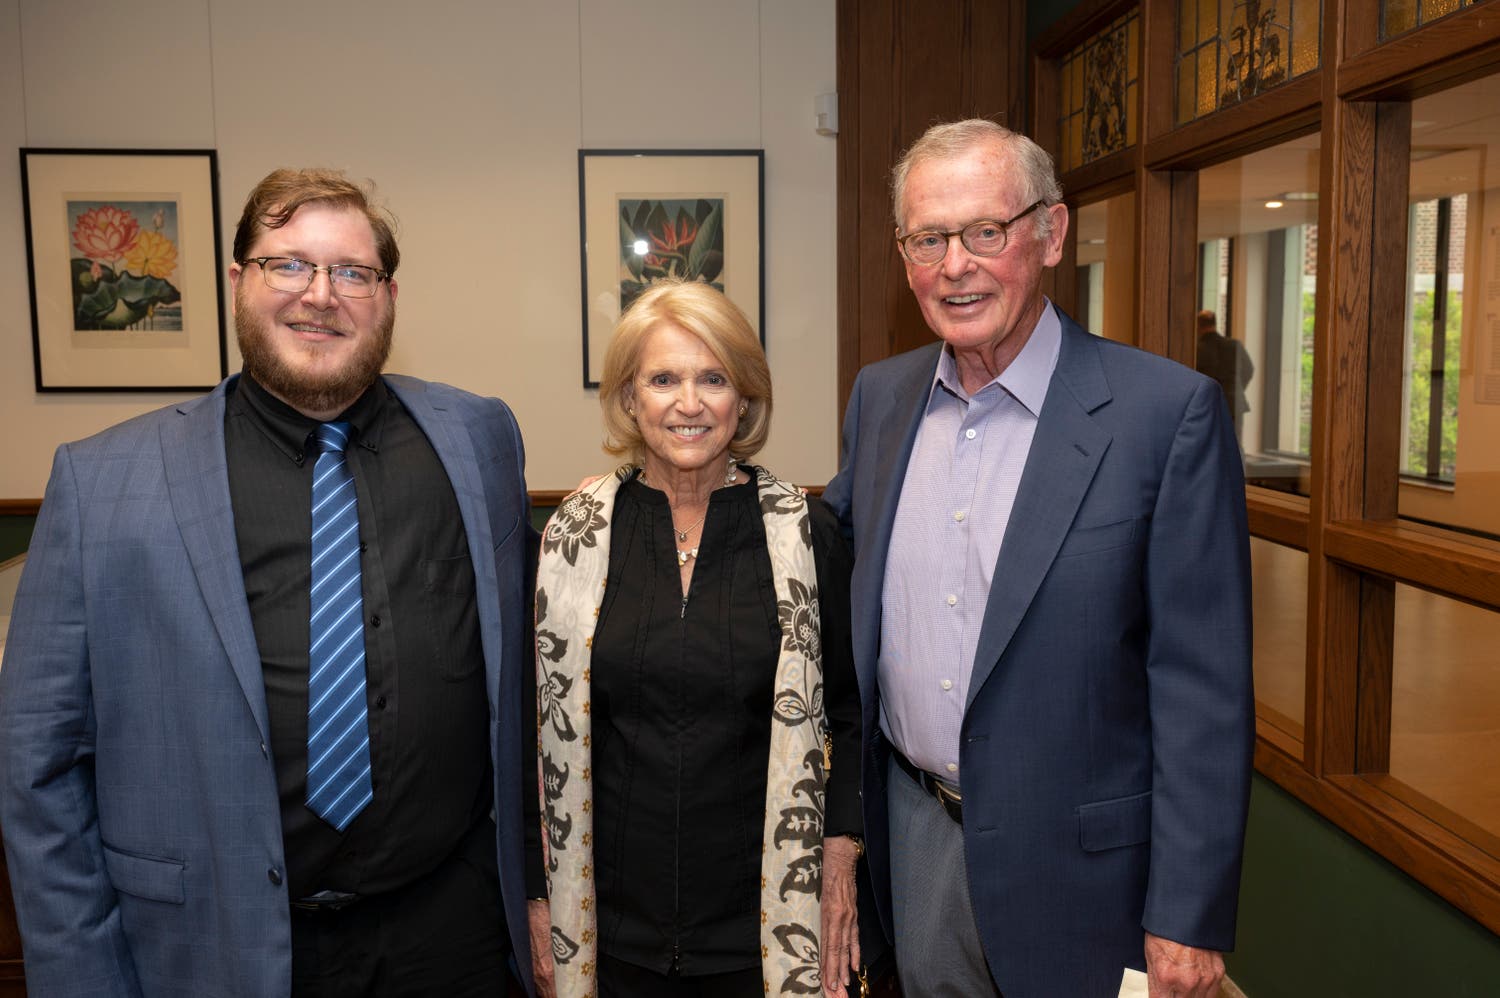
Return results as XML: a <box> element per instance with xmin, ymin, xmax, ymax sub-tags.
<box><xmin>824</xmin><ymin>120</ymin><xmax>1254</xmax><ymax>998</ymax></box>
<box><xmin>0</xmin><ymin>168</ymin><xmax>539</xmax><ymax>997</ymax></box>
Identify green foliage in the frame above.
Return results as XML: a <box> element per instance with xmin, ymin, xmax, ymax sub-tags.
<box><xmin>70</xmin><ymin>257</ymin><xmax>180</xmax><ymax>330</ymax></box>
<box><xmin>1404</xmin><ymin>289</ymin><xmax>1462</xmax><ymax>479</ymax></box>
<box><xmin>1300</xmin><ymin>290</ymin><xmax>1315</xmax><ymax>454</ymax></box>
<box><xmin>618</xmin><ymin>198</ymin><xmax>726</xmax><ymax>312</ymax></box>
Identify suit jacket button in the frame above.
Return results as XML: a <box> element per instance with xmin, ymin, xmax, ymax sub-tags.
<box><xmin>268</xmin><ymin>868</ymin><xmax>283</xmax><ymax>887</ymax></box>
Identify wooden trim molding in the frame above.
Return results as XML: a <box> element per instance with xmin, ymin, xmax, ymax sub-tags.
<box><xmin>1142</xmin><ymin>74</ymin><xmax>1321</xmax><ymax>172</ymax></box>
<box><xmin>1323</xmin><ymin>520</ymin><xmax>1500</xmax><ymax>610</ymax></box>
<box><xmin>1337</xmin><ymin>4</ymin><xmax>1500</xmax><ymax>102</ymax></box>
<box><xmin>529</xmin><ymin>485</ymin><xmax>824</xmax><ymax>509</ymax></box>
<box><xmin>1246</xmin><ymin>490</ymin><xmax>1310</xmax><ymax>550</ymax></box>
<box><xmin>3</xmin><ymin>489</ymin><xmax>828</xmax><ymax>520</ymax></box>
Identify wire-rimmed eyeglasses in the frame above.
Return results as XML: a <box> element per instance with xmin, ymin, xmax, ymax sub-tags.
<box><xmin>896</xmin><ymin>200</ymin><xmax>1048</xmax><ymax>266</ymax></box>
<box><xmin>243</xmin><ymin>256</ymin><xmax>390</xmax><ymax>299</ymax></box>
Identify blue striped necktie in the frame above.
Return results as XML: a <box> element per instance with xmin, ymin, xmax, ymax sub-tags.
<box><xmin>306</xmin><ymin>421</ymin><xmax>374</xmax><ymax>831</ymax></box>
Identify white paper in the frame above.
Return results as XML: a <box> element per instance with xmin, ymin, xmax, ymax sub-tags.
<box><xmin>1118</xmin><ymin>967</ymin><xmax>1150</xmax><ymax>998</ymax></box>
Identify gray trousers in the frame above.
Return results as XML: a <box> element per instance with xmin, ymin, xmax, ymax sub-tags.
<box><xmin>887</xmin><ymin>754</ymin><xmax>1003</xmax><ymax>997</ymax></box>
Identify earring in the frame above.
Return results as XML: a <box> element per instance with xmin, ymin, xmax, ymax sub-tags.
<box><xmin>628</xmin><ymin>407</ymin><xmax>636</xmax><ymax>417</ymax></box>
<box><xmin>738</xmin><ymin>402</ymin><xmax>747</xmax><ymax>416</ymax></box>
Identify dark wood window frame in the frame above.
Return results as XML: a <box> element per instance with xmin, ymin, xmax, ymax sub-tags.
<box><xmin>1033</xmin><ymin>0</ymin><xmax>1500</xmax><ymax>935</ymax></box>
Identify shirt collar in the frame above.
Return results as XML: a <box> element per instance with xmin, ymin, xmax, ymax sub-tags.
<box><xmin>929</xmin><ymin>299</ymin><xmax>1062</xmax><ymax>417</ymax></box>
<box><xmin>232</xmin><ymin>372</ymin><xmax>389</xmax><ymax>464</ymax></box>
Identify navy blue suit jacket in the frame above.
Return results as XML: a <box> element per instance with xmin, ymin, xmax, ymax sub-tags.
<box><xmin>0</xmin><ymin>374</ymin><xmax>536</xmax><ymax>998</ymax></box>
<box><xmin>823</xmin><ymin>313</ymin><xmax>1253</xmax><ymax>998</ymax></box>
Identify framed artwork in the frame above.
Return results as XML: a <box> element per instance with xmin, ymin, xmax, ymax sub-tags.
<box><xmin>20</xmin><ymin>148</ymin><xmax>227</xmax><ymax>392</ymax></box>
<box><xmin>578</xmin><ymin>149</ymin><xmax>764</xmax><ymax>388</ymax></box>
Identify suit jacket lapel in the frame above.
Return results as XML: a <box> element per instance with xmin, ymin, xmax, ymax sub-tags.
<box><xmin>386</xmin><ymin>377</ymin><xmax>503</xmax><ymax>702</ymax></box>
<box><xmin>162</xmin><ymin>378</ymin><xmax>272</xmax><ymax>741</ymax></box>
<box><xmin>967</xmin><ymin>321</ymin><xmax>1113</xmax><ymax>708</ymax></box>
<box><xmin>851</xmin><ymin>346</ymin><xmax>942</xmax><ymax>680</ymax></box>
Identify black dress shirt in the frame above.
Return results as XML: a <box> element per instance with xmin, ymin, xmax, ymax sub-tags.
<box><xmin>226</xmin><ymin>374</ymin><xmax>492</xmax><ymax>900</ymax></box>
<box><xmin>582</xmin><ymin>471</ymin><xmax>860</xmax><ymax>976</ymax></box>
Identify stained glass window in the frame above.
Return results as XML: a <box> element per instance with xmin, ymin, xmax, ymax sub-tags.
<box><xmin>1382</xmin><ymin>0</ymin><xmax>1480</xmax><ymax>40</ymax></box>
<box><xmin>1176</xmin><ymin>0</ymin><xmax>1321</xmax><ymax>125</ymax></box>
<box><xmin>1057</xmin><ymin>11</ymin><xmax>1139</xmax><ymax>172</ymax></box>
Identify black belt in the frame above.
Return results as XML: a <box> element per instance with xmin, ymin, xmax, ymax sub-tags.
<box><xmin>290</xmin><ymin>889</ymin><xmax>362</xmax><ymax>913</ymax></box>
<box><xmin>892</xmin><ymin>748</ymin><xmax>963</xmax><ymax>825</ymax></box>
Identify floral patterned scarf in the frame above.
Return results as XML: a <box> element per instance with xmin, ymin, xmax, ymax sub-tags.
<box><xmin>535</xmin><ymin>465</ymin><xmax>829</xmax><ymax>996</ymax></box>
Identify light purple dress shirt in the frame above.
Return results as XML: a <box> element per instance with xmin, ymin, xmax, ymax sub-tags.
<box><xmin>879</xmin><ymin>303</ymin><xmax>1063</xmax><ymax>784</ymax></box>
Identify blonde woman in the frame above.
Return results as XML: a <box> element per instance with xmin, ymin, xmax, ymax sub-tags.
<box><xmin>528</xmin><ymin>279</ymin><xmax>862</xmax><ymax>997</ymax></box>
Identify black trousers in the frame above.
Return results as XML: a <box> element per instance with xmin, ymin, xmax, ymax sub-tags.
<box><xmin>291</xmin><ymin>819</ymin><xmax>514</xmax><ymax>997</ymax></box>
<box><xmin>598</xmin><ymin>953</ymin><xmax>763</xmax><ymax>998</ymax></box>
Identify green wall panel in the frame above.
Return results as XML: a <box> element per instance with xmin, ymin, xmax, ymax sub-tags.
<box><xmin>0</xmin><ymin>516</ymin><xmax>35</xmax><ymax>564</ymax></box>
<box><xmin>1228</xmin><ymin>775</ymin><xmax>1500</xmax><ymax>995</ymax></box>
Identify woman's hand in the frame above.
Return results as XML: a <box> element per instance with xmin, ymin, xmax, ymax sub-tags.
<box><xmin>820</xmin><ymin>835</ymin><xmax>861</xmax><ymax>996</ymax></box>
<box><xmin>528</xmin><ymin>898</ymin><xmax>557</xmax><ymax>998</ymax></box>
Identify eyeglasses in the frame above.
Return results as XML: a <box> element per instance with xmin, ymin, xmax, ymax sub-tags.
<box><xmin>896</xmin><ymin>200</ymin><xmax>1048</xmax><ymax>266</ymax></box>
<box><xmin>243</xmin><ymin>256</ymin><xmax>390</xmax><ymax>298</ymax></box>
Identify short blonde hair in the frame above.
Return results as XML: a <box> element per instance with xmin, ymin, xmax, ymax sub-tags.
<box><xmin>599</xmin><ymin>278</ymin><xmax>772</xmax><ymax>464</ymax></box>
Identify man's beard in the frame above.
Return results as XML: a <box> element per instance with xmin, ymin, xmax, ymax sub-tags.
<box><xmin>235</xmin><ymin>287</ymin><xmax>394</xmax><ymax>417</ymax></box>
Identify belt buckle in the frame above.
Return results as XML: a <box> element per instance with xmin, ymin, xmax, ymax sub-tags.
<box><xmin>928</xmin><ymin>776</ymin><xmax>963</xmax><ymax>824</ymax></box>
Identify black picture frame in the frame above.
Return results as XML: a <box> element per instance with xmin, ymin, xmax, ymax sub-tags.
<box><xmin>20</xmin><ymin>147</ymin><xmax>227</xmax><ymax>392</ymax></box>
<box><xmin>578</xmin><ymin>148</ymin><xmax>765</xmax><ymax>389</ymax></box>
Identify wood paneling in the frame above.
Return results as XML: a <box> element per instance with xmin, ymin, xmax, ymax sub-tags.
<box><xmin>835</xmin><ymin>0</ymin><xmax>1026</xmax><ymax>420</ymax></box>
<box><xmin>1338</xmin><ymin>2</ymin><xmax>1500</xmax><ymax>100</ymax></box>
<box><xmin>1356</xmin><ymin>575</ymin><xmax>1395</xmax><ymax>773</ymax></box>
<box><xmin>1142</xmin><ymin>75</ymin><xmax>1321</xmax><ymax>171</ymax></box>
<box><xmin>1365</xmin><ymin>102</ymin><xmax>1414</xmax><ymax>518</ymax></box>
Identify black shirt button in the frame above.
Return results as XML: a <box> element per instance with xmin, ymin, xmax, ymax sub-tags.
<box><xmin>370</xmin><ymin>615</ymin><xmax>381</xmax><ymax>627</ymax></box>
<box><xmin>268</xmin><ymin>868</ymin><xmax>283</xmax><ymax>887</ymax></box>
<box><xmin>375</xmin><ymin>695</ymin><xmax>388</xmax><ymax>710</ymax></box>
<box><xmin>360</xmin><ymin>542</ymin><xmax>368</xmax><ymax>552</ymax></box>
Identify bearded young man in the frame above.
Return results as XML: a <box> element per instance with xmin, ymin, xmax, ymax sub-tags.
<box><xmin>0</xmin><ymin>169</ymin><xmax>539</xmax><ymax>997</ymax></box>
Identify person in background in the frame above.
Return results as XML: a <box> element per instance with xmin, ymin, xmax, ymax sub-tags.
<box><xmin>1195</xmin><ymin>308</ymin><xmax>1255</xmax><ymax>437</ymax></box>
<box><xmin>824</xmin><ymin>119</ymin><xmax>1254</xmax><ymax>998</ymax></box>
<box><xmin>527</xmin><ymin>278</ymin><xmax>862</xmax><ymax>998</ymax></box>
<box><xmin>0</xmin><ymin>168</ymin><xmax>538</xmax><ymax>996</ymax></box>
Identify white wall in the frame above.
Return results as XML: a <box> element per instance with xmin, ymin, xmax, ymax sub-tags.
<box><xmin>0</xmin><ymin>0</ymin><xmax>838</xmax><ymax>495</ymax></box>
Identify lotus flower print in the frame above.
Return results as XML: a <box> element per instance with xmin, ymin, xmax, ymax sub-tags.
<box><xmin>71</xmin><ymin>205</ymin><xmax>140</xmax><ymax>265</ymax></box>
<box><xmin>123</xmin><ymin>230</ymin><xmax>179</xmax><ymax>280</ymax></box>
<box><xmin>66</xmin><ymin>200</ymin><xmax>184</xmax><ymax>331</ymax></box>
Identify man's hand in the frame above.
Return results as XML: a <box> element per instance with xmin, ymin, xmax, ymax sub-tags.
<box><xmin>1144</xmin><ymin>932</ymin><xmax>1224</xmax><ymax>998</ymax></box>
<box><xmin>820</xmin><ymin>835</ymin><xmax>862</xmax><ymax>996</ymax></box>
<box><xmin>528</xmin><ymin>898</ymin><xmax>557</xmax><ymax>998</ymax></box>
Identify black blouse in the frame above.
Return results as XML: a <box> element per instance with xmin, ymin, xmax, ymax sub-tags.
<box><xmin>565</xmin><ymin>470</ymin><xmax>859</xmax><ymax>977</ymax></box>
